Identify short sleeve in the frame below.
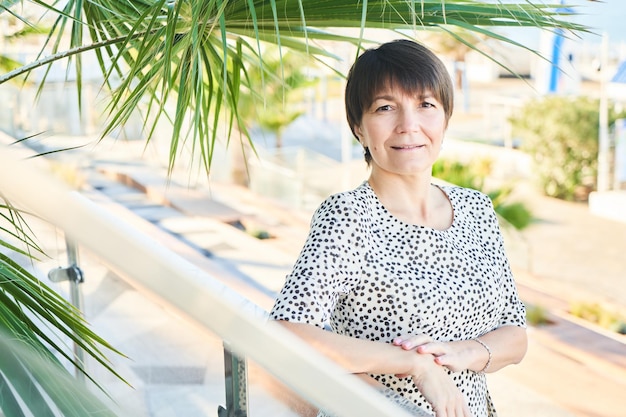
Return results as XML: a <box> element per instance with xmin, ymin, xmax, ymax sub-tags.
<box><xmin>269</xmin><ymin>192</ymin><xmax>368</xmax><ymax>328</ymax></box>
<box><xmin>496</xmin><ymin>251</ymin><xmax>527</xmax><ymax>328</ymax></box>
<box><xmin>480</xmin><ymin>194</ymin><xmax>527</xmax><ymax>329</ymax></box>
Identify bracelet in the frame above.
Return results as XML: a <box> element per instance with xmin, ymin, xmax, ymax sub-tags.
<box><xmin>473</xmin><ymin>338</ymin><xmax>492</xmax><ymax>373</ymax></box>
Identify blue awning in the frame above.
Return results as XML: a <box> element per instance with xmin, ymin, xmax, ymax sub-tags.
<box><xmin>611</xmin><ymin>60</ymin><xmax>626</xmax><ymax>83</ymax></box>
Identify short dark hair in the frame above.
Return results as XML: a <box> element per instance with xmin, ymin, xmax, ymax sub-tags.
<box><xmin>344</xmin><ymin>39</ymin><xmax>454</xmax><ymax>164</ymax></box>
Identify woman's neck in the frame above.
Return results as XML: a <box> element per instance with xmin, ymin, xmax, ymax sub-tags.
<box><xmin>367</xmin><ymin>173</ymin><xmax>452</xmax><ymax>229</ymax></box>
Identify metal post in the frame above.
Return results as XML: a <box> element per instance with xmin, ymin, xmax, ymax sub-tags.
<box><xmin>598</xmin><ymin>32</ymin><xmax>611</xmax><ymax>192</ymax></box>
<box><xmin>48</xmin><ymin>236</ymin><xmax>85</xmax><ymax>383</ymax></box>
<box><xmin>218</xmin><ymin>343</ymin><xmax>248</xmax><ymax>417</ymax></box>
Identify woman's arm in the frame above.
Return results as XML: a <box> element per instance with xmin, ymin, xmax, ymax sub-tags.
<box><xmin>279</xmin><ymin>320</ymin><xmax>434</xmax><ymax>375</ymax></box>
<box><xmin>469</xmin><ymin>325</ymin><xmax>527</xmax><ymax>372</ymax></box>
<box><xmin>277</xmin><ymin>320</ymin><xmax>472</xmax><ymax>417</ymax></box>
<box><xmin>395</xmin><ymin>325</ymin><xmax>528</xmax><ymax>373</ymax></box>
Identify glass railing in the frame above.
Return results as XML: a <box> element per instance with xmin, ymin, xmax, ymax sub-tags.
<box><xmin>0</xmin><ymin>142</ymin><xmax>419</xmax><ymax>417</ymax></box>
<box><xmin>248</xmin><ymin>146</ymin><xmax>366</xmax><ymax>212</ymax></box>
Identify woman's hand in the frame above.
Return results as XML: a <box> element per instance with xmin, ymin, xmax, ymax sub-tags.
<box><xmin>408</xmin><ymin>353</ymin><xmax>473</xmax><ymax>417</ymax></box>
<box><xmin>394</xmin><ymin>336</ymin><xmax>472</xmax><ymax>416</ymax></box>
<box><xmin>393</xmin><ymin>334</ymin><xmax>489</xmax><ymax>373</ymax></box>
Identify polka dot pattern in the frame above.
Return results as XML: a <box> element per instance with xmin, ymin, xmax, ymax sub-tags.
<box><xmin>270</xmin><ymin>181</ymin><xmax>526</xmax><ymax>416</ymax></box>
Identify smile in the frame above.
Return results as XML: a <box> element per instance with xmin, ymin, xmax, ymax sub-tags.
<box><xmin>391</xmin><ymin>144</ymin><xmax>424</xmax><ymax>150</ymax></box>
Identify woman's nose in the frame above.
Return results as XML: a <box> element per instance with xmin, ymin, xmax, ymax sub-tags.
<box><xmin>395</xmin><ymin>108</ymin><xmax>420</xmax><ymax>133</ymax></box>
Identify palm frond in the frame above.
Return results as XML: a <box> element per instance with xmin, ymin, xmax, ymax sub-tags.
<box><xmin>0</xmin><ymin>196</ymin><xmax>45</xmax><ymax>258</ymax></box>
<box><xmin>0</xmin><ymin>196</ymin><xmax>128</xmax><ymax>413</ymax></box>
<box><xmin>0</xmin><ymin>248</ymin><xmax>127</xmax><ymax>379</ymax></box>
<box><xmin>2</xmin><ymin>1</ymin><xmax>589</xmax><ymax>174</ymax></box>
<box><xmin>0</xmin><ymin>327</ymin><xmax>118</xmax><ymax>417</ymax></box>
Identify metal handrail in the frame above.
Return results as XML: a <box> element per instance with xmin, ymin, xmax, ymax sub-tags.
<box><xmin>50</xmin><ymin>235</ymin><xmax>252</xmax><ymax>416</ymax></box>
<box><xmin>0</xmin><ymin>144</ymin><xmax>415</xmax><ymax>417</ymax></box>
<box><xmin>218</xmin><ymin>343</ymin><xmax>249</xmax><ymax>417</ymax></box>
<box><xmin>48</xmin><ymin>236</ymin><xmax>86</xmax><ymax>383</ymax></box>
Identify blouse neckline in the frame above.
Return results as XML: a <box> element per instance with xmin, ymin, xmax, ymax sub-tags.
<box><xmin>362</xmin><ymin>181</ymin><xmax>457</xmax><ymax>232</ymax></box>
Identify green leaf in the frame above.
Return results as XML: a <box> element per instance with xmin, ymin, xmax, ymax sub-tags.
<box><xmin>1</xmin><ymin>0</ymin><xmax>590</xmax><ymax>174</ymax></box>
<box><xmin>0</xmin><ymin>327</ymin><xmax>118</xmax><ymax>417</ymax></box>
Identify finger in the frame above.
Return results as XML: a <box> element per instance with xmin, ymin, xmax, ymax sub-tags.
<box><xmin>417</xmin><ymin>342</ymin><xmax>447</xmax><ymax>356</ymax></box>
<box><xmin>431</xmin><ymin>404</ymin><xmax>446</xmax><ymax>417</ymax></box>
<box><xmin>433</xmin><ymin>355</ymin><xmax>465</xmax><ymax>373</ymax></box>
<box><xmin>449</xmin><ymin>397</ymin><xmax>470</xmax><ymax>417</ymax></box>
<box><xmin>434</xmin><ymin>356</ymin><xmax>448</xmax><ymax>366</ymax></box>
<box><xmin>463</xmin><ymin>402</ymin><xmax>473</xmax><ymax>417</ymax></box>
<box><xmin>393</xmin><ymin>334</ymin><xmax>433</xmax><ymax>349</ymax></box>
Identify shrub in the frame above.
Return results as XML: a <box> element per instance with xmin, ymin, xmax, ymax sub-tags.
<box><xmin>569</xmin><ymin>301</ymin><xmax>626</xmax><ymax>334</ymax></box>
<box><xmin>509</xmin><ymin>96</ymin><xmax>626</xmax><ymax>201</ymax></box>
<box><xmin>432</xmin><ymin>158</ymin><xmax>533</xmax><ymax>230</ymax></box>
<box><xmin>432</xmin><ymin>159</ymin><xmax>485</xmax><ymax>189</ymax></box>
<box><xmin>487</xmin><ymin>188</ymin><xmax>533</xmax><ymax>230</ymax></box>
<box><xmin>525</xmin><ymin>303</ymin><xmax>552</xmax><ymax>326</ymax></box>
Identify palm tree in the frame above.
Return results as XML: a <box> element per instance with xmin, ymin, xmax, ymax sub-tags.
<box><xmin>241</xmin><ymin>47</ymin><xmax>317</xmax><ymax>149</ymax></box>
<box><xmin>1</xmin><ymin>1</ymin><xmax>587</xmax><ymax>172</ymax></box>
<box><xmin>231</xmin><ymin>47</ymin><xmax>318</xmax><ymax>184</ymax></box>
<box><xmin>0</xmin><ymin>1</ymin><xmax>588</xmax><ymax>415</ymax></box>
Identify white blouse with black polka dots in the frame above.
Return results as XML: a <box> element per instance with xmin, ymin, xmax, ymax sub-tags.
<box><xmin>270</xmin><ymin>181</ymin><xmax>526</xmax><ymax>417</ymax></box>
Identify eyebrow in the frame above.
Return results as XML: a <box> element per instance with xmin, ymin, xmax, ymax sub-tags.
<box><xmin>371</xmin><ymin>94</ymin><xmax>394</xmax><ymax>102</ymax></box>
<box><xmin>372</xmin><ymin>92</ymin><xmax>434</xmax><ymax>101</ymax></box>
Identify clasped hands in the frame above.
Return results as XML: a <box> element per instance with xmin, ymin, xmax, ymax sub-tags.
<box><xmin>392</xmin><ymin>334</ymin><xmax>473</xmax><ymax>417</ymax></box>
<box><xmin>393</xmin><ymin>334</ymin><xmax>478</xmax><ymax>373</ymax></box>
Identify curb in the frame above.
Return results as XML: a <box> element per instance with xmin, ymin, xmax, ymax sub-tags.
<box><xmin>516</xmin><ymin>276</ymin><xmax>626</xmax><ymax>383</ymax></box>
<box><xmin>529</xmin><ymin>312</ymin><xmax>626</xmax><ymax>384</ymax></box>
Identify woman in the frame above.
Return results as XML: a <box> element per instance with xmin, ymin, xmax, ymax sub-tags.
<box><xmin>269</xmin><ymin>39</ymin><xmax>527</xmax><ymax>417</ymax></box>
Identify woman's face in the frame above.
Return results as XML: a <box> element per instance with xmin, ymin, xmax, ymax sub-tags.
<box><xmin>354</xmin><ymin>85</ymin><xmax>447</xmax><ymax>177</ymax></box>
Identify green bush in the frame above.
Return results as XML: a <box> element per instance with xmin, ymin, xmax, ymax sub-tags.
<box><xmin>432</xmin><ymin>158</ymin><xmax>533</xmax><ymax>230</ymax></box>
<box><xmin>432</xmin><ymin>159</ymin><xmax>487</xmax><ymax>190</ymax></box>
<box><xmin>509</xmin><ymin>96</ymin><xmax>626</xmax><ymax>201</ymax></box>
<box><xmin>525</xmin><ymin>303</ymin><xmax>552</xmax><ymax>326</ymax></box>
<box><xmin>569</xmin><ymin>301</ymin><xmax>626</xmax><ymax>334</ymax></box>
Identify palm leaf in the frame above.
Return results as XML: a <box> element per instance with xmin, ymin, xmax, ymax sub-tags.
<box><xmin>1</xmin><ymin>1</ymin><xmax>588</xmax><ymax>174</ymax></box>
<box><xmin>0</xmin><ymin>327</ymin><xmax>117</xmax><ymax>417</ymax></box>
<box><xmin>0</xmin><ymin>196</ymin><xmax>127</xmax><ymax>415</ymax></box>
<box><xmin>0</xmin><ymin>187</ymin><xmax>46</xmax><ymax>253</ymax></box>
<box><xmin>0</xmin><ymin>251</ymin><xmax>127</xmax><ymax>381</ymax></box>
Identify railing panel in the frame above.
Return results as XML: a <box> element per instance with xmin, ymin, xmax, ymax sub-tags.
<box><xmin>0</xmin><ymin>142</ymin><xmax>416</xmax><ymax>417</ymax></box>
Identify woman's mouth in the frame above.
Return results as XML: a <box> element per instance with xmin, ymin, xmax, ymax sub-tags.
<box><xmin>391</xmin><ymin>144</ymin><xmax>424</xmax><ymax>150</ymax></box>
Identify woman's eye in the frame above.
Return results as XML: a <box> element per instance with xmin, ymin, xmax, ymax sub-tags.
<box><xmin>376</xmin><ymin>104</ymin><xmax>392</xmax><ymax>112</ymax></box>
<box><xmin>421</xmin><ymin>102</ymin><xmax>435</xmax><ymax>108</ymax></box>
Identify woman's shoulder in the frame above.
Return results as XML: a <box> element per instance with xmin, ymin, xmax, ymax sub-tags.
<box><xmin>441</xmin><ymin>184</ymin><xmax>491</xmax><ymax>204</ymax></box>
<box><xmin>314</xmin><ymin>182</ymin><xmax>373</xmax><ymax>218</ymax></box>
<box><xmin>440</xmin><ymin>185</ymin><xmax>494</xmax><ymax>217</ymax></box>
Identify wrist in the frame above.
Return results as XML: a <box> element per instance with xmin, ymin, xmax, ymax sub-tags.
<box><xmin>408</xmin><ymin>350</ymin><xmax>438</xmax><ymax>376</ymax></box>
<box><xmin>472</xmin><ymin>338</ymin><xmax>492</xmax><ymax>373</ymax></box>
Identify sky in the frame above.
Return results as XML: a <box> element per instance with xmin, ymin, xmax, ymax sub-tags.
<box><xmin>491</xmin><ymin>0</ymin><xmax>626</xmax><ymax>73</ymax></box>
<box><xmin>491</xmin><ymin>1</ymin><xmax>626</xmax><ymax>49</ymax></box>
<box><xmin>567</xmin><ymin>0</ymin><xmax>626</xmax><ymax>43</ymax></box>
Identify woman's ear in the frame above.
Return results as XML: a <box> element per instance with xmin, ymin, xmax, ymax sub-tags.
<box><xmin>353</xmin><ymin>124</ymin><xmax>363</xmax><ymax>141</ymax></box>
